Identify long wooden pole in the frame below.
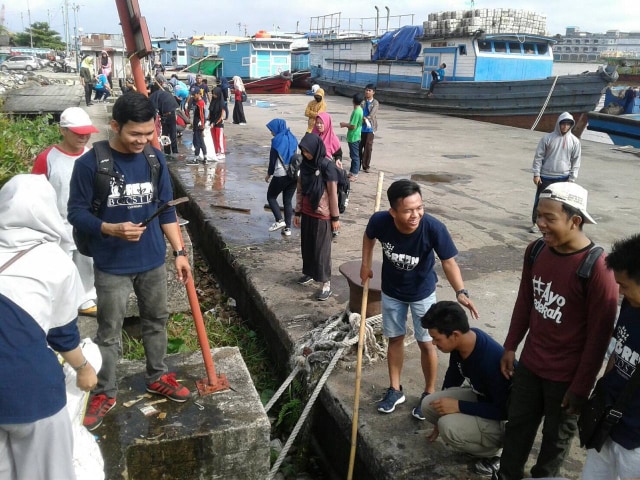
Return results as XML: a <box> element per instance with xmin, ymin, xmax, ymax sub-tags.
<box><xmin>347</xmin><ymin>171</ymin><xmax>384</xmax><ymax>480</ymax></box>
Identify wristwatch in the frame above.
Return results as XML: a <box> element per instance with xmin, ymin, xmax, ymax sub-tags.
<box><xmin>173</xmin><ymin>249</ymin><xmax>187</xmax><ymax>257</ymax></box>
<box><xmin>456</xmin><ymin>289</ymin><xmax>469</xmax><ymax>298</ymax></box>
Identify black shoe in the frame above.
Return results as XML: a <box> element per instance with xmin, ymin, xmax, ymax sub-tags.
<box><xmin>297</xmin><ymin>275</ymin><xmax>313</xmax><ymax>285</ymax></box>
<box><xmin>317</xmin><ymin>289</ymin><xmax>332</xmax><ymax>301</ymax></box>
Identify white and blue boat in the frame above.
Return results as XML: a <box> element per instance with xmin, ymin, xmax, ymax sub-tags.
<box><xmin>309</xmin><ymin>9</ymin><xmax>618</xmax><ymax>133</ymax></box>
<box><xmin>588</xmin><ymin>86</ymin><xmax>640</xmax><ymax>148</ymax></box>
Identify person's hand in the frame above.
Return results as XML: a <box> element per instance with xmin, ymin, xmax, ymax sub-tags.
<box><xmin>500</xmin><ymin>350</ymin><xmax>516</xmax><ymax>379</ymax></box>
<box><xmin>265</xmin><ymin>174</ymin><xmax>271</xmax><ymax>183</ymax></box>
<box><xmin>102</xmin><ymin>221</ymin><xmax>146</xmax><ymax>241</ymax></box>
<box><xmin>335</xmin><ymin>159</ymin><xmax>343</xmax><ymax>169</ymax></box>
<box><xmin>533</xmin><ymin>176</ymin><xmax>542</xmax><ymax>185</ymax></box>
<box><xmin>76</xmin><ymin>363</ymin><xmax>98</xmax><ymax>392</ymax></box>
<box><xmin>293</xmin><ymin>216</ymin><xmax>301</xmax><ymax>228</ymax></box>
<box><xmin>175</xmin><ymin>255</ymin><xmax>191</xmax><ymax>284</ymax></box>
<box><xmin>359</xmin><ymin>264</ymin><xmax>373</xmax><ymax>285</ymax></box>
<box><xmin>457</xmin><ymin>294</ymin><xmax>479</xmax><ymax>320</ymax></box>
<box><xmin>427</xmin><ymin>425</ymin><xmax>439</xmax><ymax>442</ymax></box>
<box><xmin>429</xmin><ymin>397</ymin><xmax>459</xmax><ymax>415</ymax></box>
<box><xmin>561</xmin><ymin>391</ymin><xmax>587</xmax><ymax>415</ymax></box>
<box><xmin>339</xmin><ymin>122</ymin><xmax>348</xmax><ymax>128</ymax></box>
<box><xmin>331</xmin><ymin>220</ymin><xmax>340</xmax><ymax>235</ymax></box>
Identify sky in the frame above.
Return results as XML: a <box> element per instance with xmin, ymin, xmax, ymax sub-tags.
<box><xmin>3</xmin><ymin>0</ymin><xmax>639</xmax><ymax>40</ymax></box>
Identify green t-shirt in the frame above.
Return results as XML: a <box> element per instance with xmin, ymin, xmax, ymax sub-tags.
<box><xmin>347</xmin><ymin>106</ymin><xmax>363</xmax><ymax>143</ymax></box>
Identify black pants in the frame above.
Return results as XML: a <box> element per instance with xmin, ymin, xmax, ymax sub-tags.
<box><xmin>429</xmin><ymin>71</ymin><xmax>440</xmax><ymax>93</ymax></box>
<box><xmin>233</xmin><ymin>101</ymin><xmax>246</xmax><ymax>124</ymax></box>
<box><xmin>267</xmin><ymin>175</ymin><xmax>296</xmax><ymax>228</ymax></box>
<box><xmin>498</xmin><ymin>364</ymin><xmax>578</xmax><ymax>480</ymax></box>
<box><xmin>84</xmin><ymin>83</ymin><xmax>93</xmax><ymax>105</ymax></box>
<box><xmin>161</xmin><ymin>112</ymin><xmax>178</xmax><ymax>154</ymax></box>
<box><xmin>531</xmin><ymin>177</ymin><xmax>569</xmax><ymax>225</ymax></box>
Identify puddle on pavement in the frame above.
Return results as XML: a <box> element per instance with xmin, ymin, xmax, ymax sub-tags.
<box><xmin>410</xmin><ymin>173</ymin><xmax>471</xmax><ymax>184</ymax></box>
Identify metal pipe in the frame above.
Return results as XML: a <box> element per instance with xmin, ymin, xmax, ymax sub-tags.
<box><xmin>375</xmin><ymin>6</ymin><xmax>379</xmax><ymax>37</ymax></box>
<box><xmin>385</xmin><ymin>6</ymin><xmax>390</xmax><ymax>33</ymax></box>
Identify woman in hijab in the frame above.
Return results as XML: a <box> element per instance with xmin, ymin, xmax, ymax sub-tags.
<box><xmin>293</xmin><ymin>133</ymin><xmax>340</xmax><ymax>301</ymax></box>
<box><xmin>312</xmin><ymin>112</ymin><xmax>343</xmax><ymax>164</ymax></box>
<box><xmin>79</xmin><ymin>56</ymin><xmax>95</xmax><ymax>106</ymax></box>
<box><xmin>220</xmin><ymin>77</ymin><xmax>230</xmax><ymax>120</ymax></box>
<box><xmin>208</xmin><ymin>85</ymin><xmax>226</xmax><ymax>158</ymax></box>
<box><xmin>265</xmin><ymin>119</ymin><xmax>298</xmax><ymax>237</ymax></box>
<box><xmin>304</xmin><ymin>88</ymin><xmax>326</xmax><ymax>133</ymax></box>
<box><xmin>99</xmin><ymin>50</ymin><xmax>112</xmax><ymax>87</ymax></box>
<box><xmin>232</xmin><ymin>76</ymin><xmax>247</xmax><ymax>125</ymax></box>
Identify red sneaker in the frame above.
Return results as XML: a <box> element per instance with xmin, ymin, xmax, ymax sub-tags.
<box><xmin>146</xmin><ymin>373</ymin><xmax>191</xmax><ymax>402</ymax></box>
<box><xmin>83</xmin><ymin>393</ymin><xmax>116</xmax><ymax>431</ymax></box>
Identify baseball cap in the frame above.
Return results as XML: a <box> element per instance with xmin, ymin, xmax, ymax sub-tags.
<box><xmin>539</xmin><ymin>182</ymin><xmax>596</xmax><ymax>224</ymax></box>
<box><xmin>59</xmin><ymin>107</ymin><xmax>99</xmax><ymax>135</ymax></box>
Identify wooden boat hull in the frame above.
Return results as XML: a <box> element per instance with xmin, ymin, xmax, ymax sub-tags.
<box><xmin>318</xmin><ymin>70</ymin><xmax>614</xmax><ymax>133</ymax></box>
<box><xmin>243</xmin><ymin>75</ymin><xmax>291</xmax><ymax>94</ymax></box>
<box><xmin>587</xmin><ymin>112</ymin><xmax>640</xmax><ymax>148</ymax></box>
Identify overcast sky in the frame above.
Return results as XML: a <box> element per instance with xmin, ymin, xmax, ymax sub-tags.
<box><xmin>5</xmin><ymin>0</ymin><xmax>639</xmax><ymax>40</ymax></box>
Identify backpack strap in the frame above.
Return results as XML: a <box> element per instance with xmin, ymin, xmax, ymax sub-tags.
<box><xmin>528</xmin><ymin>238</ymin><xmax>546</xmax><ymax>266</ymax></box>
<box><xmin>91</xmin><ymin>140</ymin><xmax>114</xmax><ymax>214</ymax></box>
<box><xmin>142</xmin><ymin>144</ymin><xmax>161</xmax><ymax>203</ymax></box>
<box><xmin>577</xmin><ymin>245</ymin><xmax>604</xmax><ymax>280</ymax></box>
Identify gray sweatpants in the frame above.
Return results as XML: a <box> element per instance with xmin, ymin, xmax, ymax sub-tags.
<box><xmin>423</xmin><ymin>386</ymin><xmax>504</xmax><ymax>458</ymax></box>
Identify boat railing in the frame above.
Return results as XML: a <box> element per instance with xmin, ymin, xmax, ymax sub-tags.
<box><xmin>309</xmin><ymin>12</ymin><xmax>415</xmax><ymax>41</ymax></box>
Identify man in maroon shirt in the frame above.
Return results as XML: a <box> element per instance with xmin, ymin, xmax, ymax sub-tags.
<box><xmin>497</xmin><ymin>182</ymin><xmax>619</xmax><ymax>480</ymax></box>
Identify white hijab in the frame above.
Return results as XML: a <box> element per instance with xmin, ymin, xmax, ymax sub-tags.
<box><xmin>232</xmin><ymin>75</ymin><xmax>245</xmax><ymax>92</ymax></box>
<box><xmin>0</xmin><ymin>174</ymin><xmax>75</xmax><ymax>253</ymax></box>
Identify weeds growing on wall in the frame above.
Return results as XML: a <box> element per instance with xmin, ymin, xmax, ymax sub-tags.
<box><xmin>0</xmin><ymin>110</ymin><xmax>61</xmax><ymax>185</ymax></box>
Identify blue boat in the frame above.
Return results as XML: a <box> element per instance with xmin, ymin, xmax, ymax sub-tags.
<box><xmin>309</xmin><ymin>9</ymin><xmax>618</xmax><ymax>133</ymax></box>
<box><xmin>587</xmin><ymin>86</ymin><xmax>640</xmax><ymax>148</ymax></box>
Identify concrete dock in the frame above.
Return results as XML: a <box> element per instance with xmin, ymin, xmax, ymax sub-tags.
<box><xmin>79</xmin><ymin>87</ymin><xmax>639</xmax><ymax>479</ymax></box>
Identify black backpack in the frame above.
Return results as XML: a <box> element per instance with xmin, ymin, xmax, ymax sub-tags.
<box><xmin>72</xmin><ymin>140</ymin><xmax>161</xmax><ymax>256</ymax></box>
<box><xmin>286</xmin><ymin>153</ymin><xmax>303</xmax><ymax>180</ymax></box>
<box><xmin>528</xmin><ymin>238</ymin><xmax>604</xmax><ymax>287</ymax></box>
<box><xmin>320</xmin><ymin>158</ymin><xmax>350</xmax><ymax>214</ymax></box>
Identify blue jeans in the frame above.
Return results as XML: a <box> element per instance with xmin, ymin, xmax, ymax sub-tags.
<box><xmin>94</xmin><ymin>265</ymin><xmax>169</xmax><ymax>397</ymax></box>
<box><xmin>348</xmin><ymin>141</ymin><xmax>360</xmax><ymax>176</ymax></box>
<box><xmin>381</xmin><ymin>291</ymin><xmax>436</xmax><ymax>342</ymax></box>
<box><xmin>267</xmin><ymin>175</ymin><xmax>297</xmax><ymax>228</ymax></box>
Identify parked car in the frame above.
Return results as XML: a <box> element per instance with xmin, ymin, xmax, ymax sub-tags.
<box><xmin>0</xmin><ymin>55</ymin><xmax>40</xmax><ymax>71</ymax></box>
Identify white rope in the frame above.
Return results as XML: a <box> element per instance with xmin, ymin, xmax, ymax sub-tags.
<box><xmin>264</xmin><ymin>365</ymin><xmax>301</xmax><ymax>413</ymax></box>
<box><xmin>531</xmin><ymin>75</ymin><xmax>559</xmax><ymax>131</ymax></box>
<box><xmin>268</xmin><ymin>346</ymin><xmax>346</xmax><ymax>480</ymax></box>
<box><xmin>266</xmin><ymin>308</ymin><xmax>387</xmax><ymax>478</ymax></box>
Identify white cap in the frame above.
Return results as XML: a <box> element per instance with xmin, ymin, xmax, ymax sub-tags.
<box><xmin>59</xmin><ymin>107</ymin><xmax>99</xmax><ymax>135</ymax></box>
<box><xmin>539</xmin><ymin>182</ymin><xmax>596</xmax><ymax>224</ymax></box>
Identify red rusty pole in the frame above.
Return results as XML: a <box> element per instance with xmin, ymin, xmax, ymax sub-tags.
<box><xmin>114</xmin><ymin>0</ymin><xmax>229</xmax><ymax>394</ymax></box>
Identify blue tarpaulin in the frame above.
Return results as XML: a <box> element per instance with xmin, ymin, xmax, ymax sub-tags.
<box><xmin>372</xmin><ymin>25</ymin><xmax>424</xmax><ymax>61</ymax></box>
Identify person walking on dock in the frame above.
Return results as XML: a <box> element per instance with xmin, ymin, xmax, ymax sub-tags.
<box><xmin>340</xmin><ymin>93</ymin><xmax>364</xmax><ymax>181</ymax></box>
<box><xmin>359</xmin><ymin>84</ymin><xmax>379</xmax><ymax>173</ymax></box>
<box><xmin>529</xmin><ymin>112</ymin><xmax>581</xmax><ymax>233</ymax></box>
<box><xmin>360</xmin><ymin>179</ymin><xmax>478</xmax><ymax>416</ymax></box>
<box><xmin>304</xmin><ymin>88</ymin><xmax>326</xmax><ymax>133</ymax></box>
<box><xmin>67</xmin><ymin>92</ymin><xmax>193</xmax><ymax>431</ymax></box>
<box><xmin>232</xmin><ymin>76</ymin><xmax>247</xmax><ymax>125</ymax></box>
<box><xmin>32</xmin><ymin>107</ymin><xmax>100</xmax><ymax>318</ymax></box>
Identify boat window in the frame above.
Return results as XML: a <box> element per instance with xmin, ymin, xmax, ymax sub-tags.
<box><xmin>230</xmin><ymin>44</ymin><xmax>237</xmax><ymax>52</ymax></box>
<box><xmin>478</xmin><ymin>41</ymin><xmax>492</xmax><ymax>52</ymax></box>
<box><xmin>458</xmin><ymin>44</ymin><xmax>467</xmax><ymax>55</ymax></box>
<box><xmin>493</xmin><ymin>42</ymin><xmax>507</xmax><ymax>53</ymax></box>
<box><xmin>522</xmin><ymin>43</ymin><xmax>536</xmax><ymax>54</ymax></box>
<box><xmin>508</xmin><ymin>42</ymin><xmax>522</xmax><ymax>54</ymax></box>
<box><xmin>537</xmin><ymin>44</ymin><xmax>548</xmax><ymax>55</ymax></box>
<box><xmin>339</xmin><ymin>43</ymin><xmax>352</xmax><ymax>51</ymax></box>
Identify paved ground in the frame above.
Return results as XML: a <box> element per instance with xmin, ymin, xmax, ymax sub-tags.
<box><xmin>76</xmin><ymin>87</ymin><xmax>640</xmax><ymax>479</ymax></box>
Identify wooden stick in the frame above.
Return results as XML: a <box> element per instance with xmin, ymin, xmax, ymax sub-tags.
<box><xmin>347</xmin><ymin>171</ymin><xmax>384</xmax><ymax>480</ymax></box>
<box><xmin>210</xmin><ymin>204</ymin><xmax>251</xmax><ymax>214</ymax></box>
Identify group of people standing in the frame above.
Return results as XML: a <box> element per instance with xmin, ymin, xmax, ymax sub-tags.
<box><xmin>265</xmin><ymin>83</ymin><xmax>379</xmax><ymax>301</ymax></box>
<box><xmin>79</xmin><ymin>51</ymin><xmax>113</xmax><ymax>106</ymax></box>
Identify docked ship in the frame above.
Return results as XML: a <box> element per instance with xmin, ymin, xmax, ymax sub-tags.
<box><xmin>309</xmin><ymin>9</ymin><xmax>618</xmax><ymax>133</ymax></box>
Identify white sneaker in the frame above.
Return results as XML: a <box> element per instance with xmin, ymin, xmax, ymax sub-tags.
<box><xmin>281</xmin><ymin>227</ymin><xmax>291</xmax><ymax>236</ymax></box>
<box><xmin>217</xmin><ymin>153</ymin><xmax>226</xmax><ymax>159</ymax></box>
<box><xmin>268</xmin><ymin>220</ymin><xmax>286</xmax><ymax>232</ymax></box>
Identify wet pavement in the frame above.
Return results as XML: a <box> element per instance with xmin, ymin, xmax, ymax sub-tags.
<box><xmin>83</xmin><ymin>90</ymin><xmax>640</xmax><ymax>479</ymax></box>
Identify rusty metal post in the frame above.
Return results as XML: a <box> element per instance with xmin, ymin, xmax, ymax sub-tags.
<box><xmin>115</xmin><ymin>0</ymin><xmax>229</xmax><ymax>395</ymax></box>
